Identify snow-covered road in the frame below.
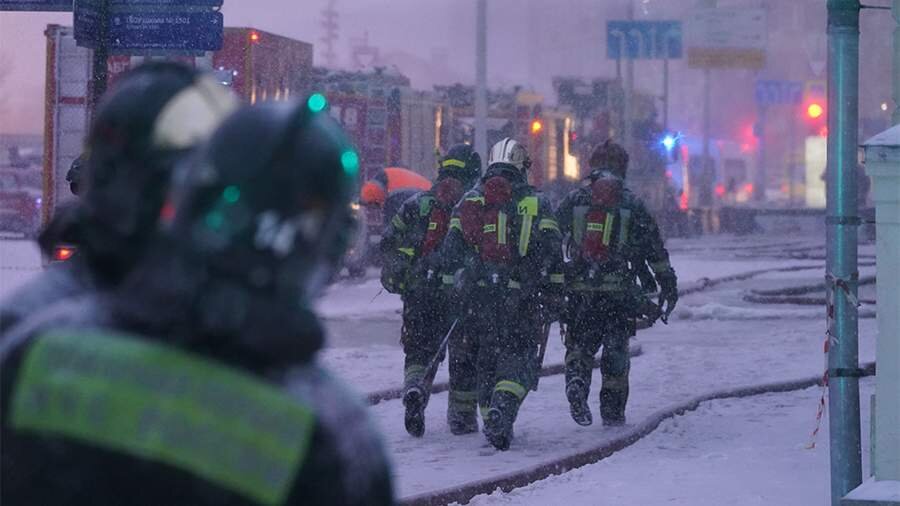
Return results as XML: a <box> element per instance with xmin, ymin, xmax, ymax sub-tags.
<box><xmin>464</xmin><ymin>379</ymin><xmax>875</xmax><ymax>506</ymax></box>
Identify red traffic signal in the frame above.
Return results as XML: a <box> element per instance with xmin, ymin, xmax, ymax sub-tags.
<box><xmin>807</xmin><ymin>103</ymin><xmax>824</xmax><ymax>119</ymax></box>
<box><xmin>531</xmin><ymin>120</ymin><xmax>544</xmax><ymax>135</ymax></box>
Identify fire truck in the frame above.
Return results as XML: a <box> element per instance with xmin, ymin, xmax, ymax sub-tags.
<box><xmin>41</xmin><ymin>25</ymin><xmax>314</xmax><ymax>231</ymax></box>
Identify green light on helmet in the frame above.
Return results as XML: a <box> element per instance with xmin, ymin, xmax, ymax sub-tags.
<box><xmin>222</xmin><ymin>185</ymin><xmax>241</xmax><ymax>204</ymax></box>
<box><xmin>205</xmin><ymin>211</ymin><xmax>225</xmax><ymax>230</ymax></box>
<box><xmin>341</xmin><ymin>150</ymin><xmax>360</xmax><ymax>176</ymax></box>
<box><xmin>307</xmin><ymin>93</ymin><xmax>328</xmax><ymax>113</ymax></box>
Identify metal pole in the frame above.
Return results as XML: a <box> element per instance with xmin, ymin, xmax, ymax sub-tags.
<box><xmin>756</xmin><ymin>105</ymin><xmax>766</xmax><ymax>202</ymax></box>
<box><xmin>826</xmin><ymin>1</ymin><xmax>862</xmax><ymax>505</ymax></box>
<box><xmin>475</xmin><ymin>0</ymin><xmax>488</xmax><ymax>161</ymax></box>
<box><xmin>702</xmin><ymin>67</ymin><xmax>711</xmax><ymax>171</ymax></box>
<box><xmin>624</xmin><ymin>1</ymin><xmax>634</xmax><ymax>154</ymax></box>
<box><xmin>89</xmin><ymin>0</ymin><xmax>110</xmax><ymax>114</ymax></box>
<box><xmin>662</xmin><ymin>57</ymin><xmax>669</xmax><ymax>131</ymax></box>
<box><xmin>893</xmin><ymin>0</ymin><xmax>900</xmax><ymax>125</ymax></box>
<box><xmin>788</xmin><ymin>111</ymin><xmax>797</xmax><ymax>207</ymax></box>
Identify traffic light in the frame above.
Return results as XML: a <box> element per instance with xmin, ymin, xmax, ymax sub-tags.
<box><xmin>531</xmin><ymin>119</ymin><xmax>544</xmax><ymax>135</ymax></box>
<box><xmin>803</xmin><ymin>82</ymin><xmax>827</xmax><ymax>137</ymax></box>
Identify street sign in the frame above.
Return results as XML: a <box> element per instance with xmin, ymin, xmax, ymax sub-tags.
<box><xmin>755</xmin><ymin>80</ymin><xmax>803</xmax><ymax>106</ymax></box>
<box><xmin>686</xmin><ymin>8</ymin><xmax>767</xmax><ymax>69</ymax></box>
<box><xmin>0</xmin><ymin>0</ymin><xmax>72</xmax><ymax>10</ymax></box>
<box><xmin>107</xmin><ymin>11</ymin><xmax>223</xmax><ymax>51</ymax></box>
<box><xmin>74</xmin><ymin>0</ymin><xmax>224</xmax><ymax>52</ymax></box>
<box><xmin>607</xmin><ymin>20</ymin><xmax>682</xmax><ymax>60</ymax></box>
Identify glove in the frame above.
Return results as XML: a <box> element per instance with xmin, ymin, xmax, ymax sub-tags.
<box><xmin>657</xmin><ymin>271</ymin><xmax>678</xmax><ymax>321</ymax></box>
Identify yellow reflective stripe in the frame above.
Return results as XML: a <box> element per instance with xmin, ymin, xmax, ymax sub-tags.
<box><xmin>483</xmin><ymin>224</ymin><xmax>497</xmax><ymax>233</ymax></box>
<box><xmin>586</xmin><ymin>222</ymin><xmax>603</xmax><ymax>232</ymax></box>
<box><xmin>391</xmin><ymin>214</ymin><xmax>407</xmax><ymax>231</ymax></box>
<box><xmin>494</xmin><ymin>380</ymin><xmax>527</xmax><ymax>400</ymax></box>
<box><xmin>539</xmin><ymin>218</ymin><xmax>559</xmax><ymax>232</ymax></box>
<box><xmin>466</xmin><ymin>196</ymin><xmax>485</xmax><ymax>204</ymax></box>
<box><xmin>517</xmin><ymin>196</ymin><xmax>538</xmax><ymax>217</ymax></box>
<box><xmin>570</xmin><ymin>282</ymin><xmax>625</xmax><ymax>292</ymax></box>
<box><xmin>442</xmin><ymin>159</ymin><xmax>466</xmax><ymax>169</ymax></box>
<box><xmin>602</xmin><ymin>213</ymin><xmax>615</xmax><ymax>246</ymax></box>
<box><xmin>497</xmin><ymin>211</ymin><xmax>508</xmax><ymax>245</ymax></box>
<box><xmin>449</xmin><ymin>217</ymin><xmax>462</xmax><ymax>231</ymax></box>
<box><xmin>405</xmin><ymin>365</ymin><xmax>426</xmax><ymax>383</ymax></box>
<box><xmin>480</xmin><ymin>405</ymin><xmax>491</xmax><ymax>419</ymax></box>
<box><xmin>441</xmin><ymin>274</ymin><xmax>455</xmax><ymax>285</ymax></box>
<box><xmin>519</xmin><ymin>214</ymin><xmax>533</xmax><ymax>257</ymax></box>
<box><xmin>650</xmin><ymin>261</ymin><xmax>672</xmax><ymax>273</ymax></box>
<box><xmin>428</xmin><ymin>222</ymin><xmax>438</xmax><ymax>231</ymax></box>
<box><xmin>550</xmin><ymin>273</ymin><xmax>565</xmax><ymax>284</ymax></box>
<box><xmin>398</xmin><ymin>248</ymin><xmax>415</xmax><ymax>257</ymax></box>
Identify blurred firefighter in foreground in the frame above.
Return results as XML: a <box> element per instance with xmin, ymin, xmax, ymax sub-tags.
<box><xmin>0</xmin><ymin>62</ymin><xmax>237</xmax><ymax>337</ymax></box>
<box><xmin>349</xmin><ymin>167</ymin><xmax>432</xmax><ymax>276</ymax></box>
<box><xmin>379</xmin><ymin>145</ymin><xmax>482</xmax><ymax>437</ymax></box>
<box><xmin>439</xmin><ymin>138</ymin><xmax>563</xmax><ymax>451</ymax></box>
<box><xmin>1</xmin><ymin>99</ymin><xmax>395</xmax><ymax>505</ymax></box>
<box><xmin>557</xmin><ymin>140</ymin><xmax>678</xmax><ymax>427</ymax></box>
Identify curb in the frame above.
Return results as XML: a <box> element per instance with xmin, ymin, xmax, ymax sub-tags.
<box><xmin>401</xmin><ymin>361</ymin><xmax>876</xmax><ymax>506</ymax></box>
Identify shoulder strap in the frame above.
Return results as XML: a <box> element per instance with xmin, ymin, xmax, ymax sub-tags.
<box><xmin>517</xmin><ymin>196</ymin><xmax>539</xmax><ymax>257</ymax></box>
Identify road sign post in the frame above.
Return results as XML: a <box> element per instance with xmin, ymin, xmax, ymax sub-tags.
<box><xmin>606</xmin><ymin>18</ymin><xmax>682</xmax><ymax>154</ymax></box>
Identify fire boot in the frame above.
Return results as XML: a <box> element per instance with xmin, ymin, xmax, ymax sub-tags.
<box><xmin>599</xmin><ymin>386</ymin><xmax>627</xmax><ymax>427</ymax></box>
<box><xmin>483</xmin><ymin>390</ymin><xmax>519</xmax><ymax>451</ymax></box>
<box><xmin>447</xmin><ymin>390</ymin><xmax>479</xmax><ymax>435</ymax></box>
<box><xmin>403</xmin><ymin>386</ymin><xmax>426</xmax><ymax>437</ymax></box>
<box><xmin>566</xmin><ymin>378</ymin><xmax>593</xmax><ymax>426</ymax></box>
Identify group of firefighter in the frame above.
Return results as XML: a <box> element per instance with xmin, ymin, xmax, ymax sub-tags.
<box><xmin>380</xmin><ymin>138</ymin><xmax>679</xmax><ymax>451</ymax></box>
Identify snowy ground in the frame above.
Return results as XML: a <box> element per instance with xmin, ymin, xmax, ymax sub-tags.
<box><xmin>464</xmin><ymin>379</ymin><xmax>875</xmax><ymax>506</ymax></box>
<box><xmin>0</xmin><ymin>233</ymin><xmax>880</xmax><ymax>504</ymax></box>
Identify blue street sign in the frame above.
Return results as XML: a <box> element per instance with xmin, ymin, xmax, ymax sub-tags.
<box><xmin>75</xmin><ymin>0</ymin><xmax>223</xmax><ymax>51</ymax></box>
<box><xmin>607</xmin><ymin>20</ymin><xmax>682</xmax><ymax>60</ymax></box>
<box><xmin>0</xmin><ymin>0</ymin><xmax>72</xmax><ymax>11</ymax></box>
<box><xmin>755</xmin><ymin>80</ymin><xmax>804</xmax><ymax>106</ymax></box>
<box><xmin>107</xmin><ymin>11</ymin><xmax>223</xmax><ymax>51</ymax></box>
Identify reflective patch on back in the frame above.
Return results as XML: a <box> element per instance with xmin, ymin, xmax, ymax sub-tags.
<box><xmin>10</xmin><ymin>331</ymin><xmax>315</xmax><ymax>506</ymax></box>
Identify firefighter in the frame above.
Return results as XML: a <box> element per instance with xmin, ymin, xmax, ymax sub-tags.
<box><xmin>557</xmin><ymin>139</ymin><xmax>678</xmax><ymax>427</ymax></box>
<box><xmin>379</xmin><ymin>144</ymin><xmax>482</xmax><ymax>437</ymax></box>
<box><xmin>1</xmin><ymin>100</ymin><xmax>395</xmax><ymax>505</ymax></box>
<box><xmin>0</xmin><ymin>62</ymin><xmax>237</xmax><ymax>336</ymax></box>
<box><xmin>439</xmin><ymin>138</ymin><xmax>563</xmax><ymax>450</ymax></box>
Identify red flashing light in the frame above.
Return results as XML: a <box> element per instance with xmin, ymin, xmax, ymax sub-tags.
<box><xmin>807</xmin><ymin>103</ymin><xmax>824</xmax><ymax>119</ymax></box>
<box><xmin>679</xmin><ymin>192</ymin><xmax>689</xmax><ymax>211</ymax></box>
<box><xmin>743</xmin><ymin>183</ymin><xmax>754</xmax><ymax>194</ymax></box>
<box><xmin>531</xmin><ymin>120</ymin><xmax>543</xmax><ymax>135</ymax></box>
<box><xmin>715</xmin><ymin>184</ymin><xmax>727</xmax><ymax>198</ymax></box>
<box><xmin>53</xmin><ymin>246</ymin><xmax>75</xmax><ymax>262</ymax></box>
<box><xmin>819</xmin><ymin>126</ymin><xmax>828</xmax><ymax>137</ymax></box>
<box><xmin>250</xmin><ymin>31</ymin><xmax>261</xmax><ymax>44</ymax></box>
<box><xmin>741</xmin><ymin>143</ymin><xmax>752</xmax><ymax>153</ymax></box>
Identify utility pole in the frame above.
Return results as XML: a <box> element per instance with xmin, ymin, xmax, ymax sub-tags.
<box><xmin>320</xmin><ymin>0</ymin><xmax>340</xmax><ymax>68</ymax></box>
<box><xmin>825</xmin><ymin>1</ymin><xmax>863</xmax><ymax>505</ymax></box>
<box><xmin>475</xmin><ymin>0</ymin><xmax>488</xmax><ymax>161</ymax></box>
<box><xmin>623</xmin><ymin>1</ymin><xmax>635</xmax><ymax>154</ymax></box>
<box><xmin>89</xmin><ymin>0</ymin><xmax>110</xmax><ymax>114</ymax></box>
<box><xmin>893</xmin><ymin>0</ymin><xmax>900</xmax><ymax>125</ymax></box>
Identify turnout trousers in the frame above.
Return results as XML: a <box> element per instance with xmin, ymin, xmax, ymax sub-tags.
<box><xmin>563</xmin><ymin>292</ymin><xmax>636</xmax><ymax>423</ymax></box>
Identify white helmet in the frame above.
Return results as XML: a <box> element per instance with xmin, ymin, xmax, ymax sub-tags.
<box><xmin>488</xmin><ymin>138</ymin><xmax>531</xmax><ymax>172</ymax></box>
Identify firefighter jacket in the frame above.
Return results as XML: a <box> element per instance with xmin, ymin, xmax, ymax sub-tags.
<box><xmin>0</xmin><ymin>243</ymin><xmax>395</xmax><ymax>506</ymax></box>
<box><xmin>439</xmin><ymin>167</ymin><xmax>564</xmax><ymax>293</ymax></box>
<box><xmin>557</xmin><ymin>187</ymin><xmax>675</xmax><ymax>294</ymax></box>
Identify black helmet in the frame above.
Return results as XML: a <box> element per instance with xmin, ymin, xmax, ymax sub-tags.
<box><xmin>439</xmin><ymin>143</ymin><xmax>482</xmax><ymax>188</ymax></box>
<box><xmin>588</xmin><ymin>139</ymin><xmax>629</xmax><ymax>180</ymax></box>
<box><xmin>79</xmin><ymin>61</ymin><xmax>237</xmax><ymax>280</ymax></box>
<box><xmin>170</xmin><ymin>97</ymin><xmax>358</xmax><ymax>307</ymax></box>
